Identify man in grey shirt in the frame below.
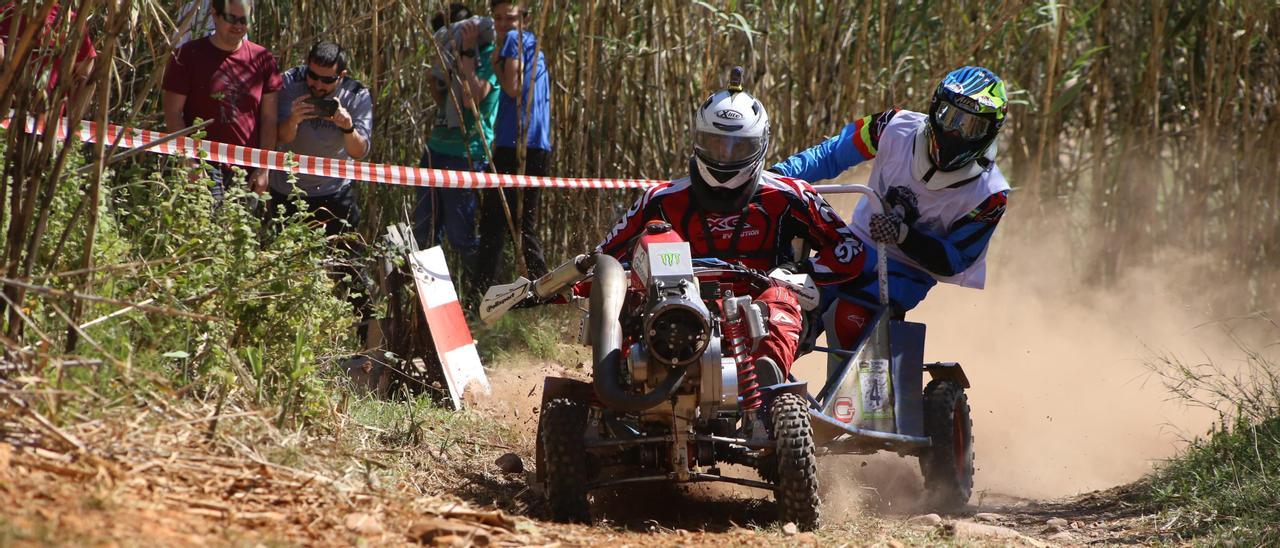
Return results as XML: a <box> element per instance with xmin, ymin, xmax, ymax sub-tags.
<box><xmin>272</xmin><ymin>40</ymin><xmax>373</xmax><ymax>337</ymax></box>
<box><xmin>273</xmin><ymin>40</ymin><xmax>371</xmax><ymax>227</ymax></box>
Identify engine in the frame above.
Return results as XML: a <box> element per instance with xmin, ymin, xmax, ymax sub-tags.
<box><xmin>619</xmin><ymin>222</ymin><xmax>739</xmax><ymax>419</ymax></box>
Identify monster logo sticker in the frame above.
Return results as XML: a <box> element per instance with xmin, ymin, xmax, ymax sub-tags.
<box><xmin>646</xmin><ymin>242</ymin><xmax>694</xmax><ymax>278</ymax></box>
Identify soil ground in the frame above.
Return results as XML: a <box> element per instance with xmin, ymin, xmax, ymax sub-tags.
<box><xmin>1</xmin><ymin>353</ymin><xmax>1176</xmax><ymax>547</ymax></box>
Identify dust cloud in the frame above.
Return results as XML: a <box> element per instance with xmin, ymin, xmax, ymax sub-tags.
<box><xmin>485</xmin><ymin>189</ymin><xmax>1262</xmax><ymax>511</ymax></box>
<box><xmin>796</xmin><ymin>195</ymin><xmax>1253</xmax><ymax>502</ymax></box>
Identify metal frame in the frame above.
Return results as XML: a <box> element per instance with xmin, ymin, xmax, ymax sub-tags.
<box><xmin>542</xmin><ymin>184</ymin><xmax>951</xmax><ymax>493</ymax></box>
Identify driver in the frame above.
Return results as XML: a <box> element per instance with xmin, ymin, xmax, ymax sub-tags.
<box><xmin>595</xmin><ymin>75</ymin><xmax>870</xmax><ymax>386</ymax></box>
<box><xmin>771</xmin><ymin>67</ymin><xmax>1012</xmax><ymax>349</ymax></box>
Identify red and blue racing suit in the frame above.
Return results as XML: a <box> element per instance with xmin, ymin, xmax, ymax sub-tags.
<box><xmin>595</xmin><ymin>171</ymin><xmax>870</xmax><ymax>375</ymax></box>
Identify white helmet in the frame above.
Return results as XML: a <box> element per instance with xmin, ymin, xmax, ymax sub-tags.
<box><xmin>691</xmin><ymin>68</ymin><xmax>769</xmax><ymax>212</ymax></box>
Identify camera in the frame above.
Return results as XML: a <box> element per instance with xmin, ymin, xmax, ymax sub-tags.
<box><xmin>305</xmin><ymin>97</ymin><xmax>339</xmax><ymax>118</ymax></box>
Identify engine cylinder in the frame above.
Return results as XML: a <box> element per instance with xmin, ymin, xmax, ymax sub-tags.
<box><xmin>644</xmin><ymin>297</ymin><xmax>710</xmax><ymax>366</ymax></box>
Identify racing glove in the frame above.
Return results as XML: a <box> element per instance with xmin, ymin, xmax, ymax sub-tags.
<box><xmin>768</xmin><ymin>260</ymin><xmax>804</xmax><ymax>276</ymax></box>
<box><xmin>869</xmin><ymin>212</ymin><xmax>909</xmax><ymax>244</ymax></box>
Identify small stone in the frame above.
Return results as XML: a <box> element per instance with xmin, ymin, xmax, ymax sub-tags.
<box><xmin>495</xmin><ymin>453</ymin><xmax>524</xmax><ymax>474</ymax></box>
<box><xmin>1049</xmin><ymin>531</ymin><xmax>1075</xmax><ymax>542</ymax></box>
<box><xmin>974</xmin><ymin>512</ymin><xmax>1004</xmax><ymax>523</ymax></box>
<box><xmin>949</xmin><ymin>521</ymin><xmax>1024</xmax><ymax>540</ymax></box>
<box><xmin>343</xmin><ymin>512</ymin><xmax>384</xmax><ymax>535</ymax></box>
<box><xmin>1047</xmin><ymin>517</ymin><xmax>1068</xmax><ymax>528</ymax></box>
<box><xmin>782</xmin><ymin>522</ymin><xmax>799</xmax><ymax>536</ymax></box>
<box><xmin>906</xmin><ymin>513</ymin><xmax>943</xmax><ymax>527</ymax></box>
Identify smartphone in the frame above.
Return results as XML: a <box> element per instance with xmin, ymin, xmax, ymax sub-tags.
<box><xmin>305</xmin><ymin>97</ymin><xmax>339</xmax><ymax>118</ymax></box>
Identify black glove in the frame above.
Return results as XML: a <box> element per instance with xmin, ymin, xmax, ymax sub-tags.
<box><xmin>771</xmin><ymin>260</ymin><xmax>802</xmax><ymax>275</ymax></box>
<box><xmin>869</xmin><ymin>212</ymin><xmax>908</xmax><ymax>244</ymax></box>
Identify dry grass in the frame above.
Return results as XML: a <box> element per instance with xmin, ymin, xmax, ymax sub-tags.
<box><xmin>0</xmin><ymin>372</ymin><xmax>533</xmax><ymax>545</ymax></box>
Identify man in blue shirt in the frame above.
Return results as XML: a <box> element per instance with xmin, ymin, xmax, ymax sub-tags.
<box><xmin>772</xmin><ymin>67</ymin><xmax>1011</xmax><ymax>350</ymax></box>
<box><xmin>475</xmin><ymin>0</ymin><xmax>553</xmax><ymax>291</ymax></box>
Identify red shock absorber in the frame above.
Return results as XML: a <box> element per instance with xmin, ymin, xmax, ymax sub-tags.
<box><xmin>722</xmin><ymin>298</ymin><xmax>762</xmax><ymax>411</ymax></box>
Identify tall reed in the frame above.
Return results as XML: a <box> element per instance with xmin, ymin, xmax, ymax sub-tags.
<box><xmin>1</xmin><ymin>0</ymin><xmax>1277</xmax><ymax>351</ymax></box>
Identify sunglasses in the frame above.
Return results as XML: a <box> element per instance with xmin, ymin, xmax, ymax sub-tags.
<box><xmin>305</xmin><ymin>68</ymin><xmax>340</xmax><ymax>84</ymax></box>
<box><xmin>217</xmin><ymin>11</ymin><xmax>249</xmax><ymax>26</ymax></box>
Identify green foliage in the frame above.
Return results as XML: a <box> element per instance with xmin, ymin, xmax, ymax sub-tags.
<box><xmin>29</xmin><ymin>148</ymin><xmax>357</xmax><ymax>426</ymax></box>
<box><xmin>1144</xmin><ymin>417</ymin><xmax>1280</xmax><ymax>544</ymax></box>
<box><xmin>476</xmin><ymin>307</ymin><xmax>580</xmax><ymax>364</ymax></box>
<box><xmin>1145</xmin><ymin>318</ymin><xmax>1280</xmax><ymax>543</ymax></box>
<box><xmin>346</xmin><ymin>393</ymin><xmax>514</xmax><ymax>450</ymax></box>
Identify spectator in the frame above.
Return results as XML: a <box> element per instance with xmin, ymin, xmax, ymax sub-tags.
<box><xmin>162</xmin><ymin>0</ymin><xmax>281</xmax><ymax>200</ymax></box>
<box><xmin>272</xmin><ymin>40</ymin><xmax>371</xmax><ymax>233</ymax></box>
<box><xmin>475</xmin><ymin>0</ymin><xmax>552</xmax><ymax>290</ymax></box>
<box><xmin>431</xmin><ymin>3</ymin><xmax>473</xmax><ymax>33</ymax></box>
<box><xmin>412</xmin><ymin>11</ymin><xmax>499</xmax><ymax>300</ymax></box>
<box><xmin>272</xmin><ymin>40</ymin><xmax>373</xmax><ymax>339</ymax></box>
<box><xmin>0</xmin><ymin>2</ymin><xmax>97</xmax><ymax>106</ymax></box>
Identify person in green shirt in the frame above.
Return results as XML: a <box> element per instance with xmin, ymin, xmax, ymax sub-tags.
<box><xmin>414</xmin><ymin>12</ymin><xmax>500</xmax><ymax>299</ymax></box>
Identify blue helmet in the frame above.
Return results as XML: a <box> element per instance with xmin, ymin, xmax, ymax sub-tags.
<box><xmin>926</xmin><ymin>67</ymin><xmax>1008</xmax><ymax>172</ymax></box>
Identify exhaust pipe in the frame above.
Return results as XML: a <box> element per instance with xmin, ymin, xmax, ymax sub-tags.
<box><xmin>590</xmin><ymin>253</ymin><xmax>686</xmax><ymax>412</ymax></box>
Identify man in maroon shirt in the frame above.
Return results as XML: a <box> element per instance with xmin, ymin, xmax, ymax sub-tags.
<box><xmin>162</xmin><ymin>0</ymin><xmax>281</xmax><ymax>198</ymax></box>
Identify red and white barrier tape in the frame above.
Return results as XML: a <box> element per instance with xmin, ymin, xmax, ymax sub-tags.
<box><xmin>4</xmin><ymin>115</ymin><xmax>665</xmax><ymax>190</ymax></box>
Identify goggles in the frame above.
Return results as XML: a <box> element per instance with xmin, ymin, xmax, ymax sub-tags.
<box><xmin>934</xmin><ymin>101</ymin><xmax>992</xmax><ymax>141</ymax></box>
<box><xmin>694</xmin><ymin>131</ymin><xmax>765</xmax><ymax>167</ymax></box>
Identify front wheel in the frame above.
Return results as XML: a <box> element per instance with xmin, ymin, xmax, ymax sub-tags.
<box><xmin>538</xmin><ymin>397</ymin><xmax>590</xmax><ymax>523</ymax></box>
<box><xmin>771</xmin><ymin>393</ymin><xmax>820</xmax><ymax>530</ymax></box>
<box><xmin>919</xmin><ymin>379</ymin><xmax>974</xmax><ymax>511</ymax></box>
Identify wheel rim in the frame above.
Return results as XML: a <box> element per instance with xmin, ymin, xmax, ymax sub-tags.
<box><xmin>952</xmin><ymin>402</ymin><xmax>968</xmax><ymax>477</ymax></box>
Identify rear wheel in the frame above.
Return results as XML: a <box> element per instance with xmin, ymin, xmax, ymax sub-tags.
<box><xmin>539</xmin><ymin>397</ymin><xmax>590</xmax><ymax>523</ymax></box>
<box><xmin>771</xmin><ymin>393</ymin><xmax>820</xmax><ymax>530</ymax></box>
<box><xmin>920</xmin><ymin>379</ymin><xmax>974</xmax><ymax>511</ymax></box>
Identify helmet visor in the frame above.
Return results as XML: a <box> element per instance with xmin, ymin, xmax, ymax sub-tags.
<box><xmin>934</xmin><ymin>102</ymin><xmax>991</xmax><ymax>141</ymax></box>
<box><xmin>694</xmin><ymin>130</ymin><xmax>766</xmax><ymax>167</ymax></box>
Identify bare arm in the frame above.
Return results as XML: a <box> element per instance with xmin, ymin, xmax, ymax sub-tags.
<box><xmin>455</xmin><ymin>55</ymin><xmax>491</xmax><ymax>102</ymax></box>
<box><xmin>278</xmin><ymin>95</ymin><xmax>313</xmax><ymax>145</ymax></box>
<box><xmin>162</xmin><ymin>90</ymin><xmax>188</xmax><ymax>133</ymax></box>
<box><xmin>249</xmin><ymin>92</ymin><xmax>279</xmax><ymax>192</ymax></box>
<box><xmin>455</xmin><ymin>21</ymin><xmax>491</xmax><ymax>101</ymax></box>
<box><xmin>342</xmin><ymin>122</ymin><xmax>370</xmax><ymax>158</ymax></box>
<box><xmin>258</xmin><ymin>92</ymin><xmax>278</xmax><ymax>151</ymax></box>
<box><xmin>497</xmin><ymin>56</ymin><xmax>522</xmax><ymax>99</ymax></box>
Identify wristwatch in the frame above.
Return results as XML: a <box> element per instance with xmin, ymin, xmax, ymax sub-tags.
<box><xmin>340</xmin><ymin>126</ymin><xmax>355</xmax><ymax>134</ymax></box>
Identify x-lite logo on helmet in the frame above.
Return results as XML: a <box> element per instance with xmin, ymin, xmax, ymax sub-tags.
<box><xmin>716</xmin><ymin>109</ymin><xmax>743</xmax><ymax>120</ymax></box>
